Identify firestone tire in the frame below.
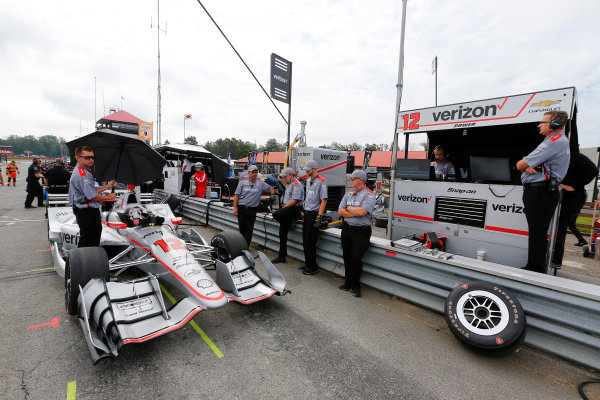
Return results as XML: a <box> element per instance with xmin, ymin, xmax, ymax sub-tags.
<box><xmin>65</xmin><ymin>247</ymin><xmax>110</xmax><ymax>316</ymax></box>
<box><xmin>211</xmin><ymin>231</ymin><xmax>248</xmax><ymax>262</ymax></box>
<box><xmin>445</xmin><ymin>281</ymin><xmax>526</xmax><ymax>356</ymax></box>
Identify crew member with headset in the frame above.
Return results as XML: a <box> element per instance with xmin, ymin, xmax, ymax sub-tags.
<box><xmin>271</xmin><ymin>167</ymin><xmax>304</xmax><ymax>264</ymax></box>
<box><xmin>24</xmin><ymin>157</ymin><xmax>45</xmax><ymax>208</ymax></box>
<box><xmin>192</xmin><ymin>162</ymin><xmax>207</xmax><ymax>198</ymax></box>
<box><xmin>431</xmin><ymin>145</ymin><xmax>455</xmax><ymax>180</ymax></box>
<box><xmin>301</xmin><ymin>160</ymin><xmax>328</xmax><ymax>275</ymax></box>
<box><xmin>69</xmin><ymin>146</ymin><xmax>117</xmax><ymax>247</ymax></box>
<box><xmin>516</xmin><ymin>111</ymin><xmax>570</xmax><ymax>274</ymax></box>
<box><xmin>337</xmin><ymin>170</ymin><xmax>376</xmax><ymax>297</ymax></box>
<box><xmin>551</xmin><ymin>152</ymin><xmax>598</xmax><ymax>269</ymax></box>
<box><xmin>233</xmin><ymin>165</ymin><xmax>275</xmax><ymax>247</ymax></box>
<box><xmin>44</xmin><ymin>159</ymin><xmax>71</xmax><ymax>194</ymax></box>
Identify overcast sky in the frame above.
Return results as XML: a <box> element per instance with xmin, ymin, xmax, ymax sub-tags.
<box><xmin>1</xmin><ymin>0</ymin><xmax>599</xmax><ymax>149</ymax></box>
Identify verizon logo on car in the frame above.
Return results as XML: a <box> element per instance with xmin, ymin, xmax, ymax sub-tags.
<box><xmin>397</xmin><ymin>194</ymin><xmax>432</xmax><ymax>203</ymax></box>
<box><xmin>492</xmin><ymin>203</ymin><xmax>524</xmax><ymax>214</ymax></box>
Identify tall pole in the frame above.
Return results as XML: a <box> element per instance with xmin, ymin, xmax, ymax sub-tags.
<box><xmin>286</xmin><ymin>62</ymin><xmax>293</xmax><ymax>154</ymax></box>
<box><xmin>94</xmin><ymin>75</ymin><xmax>97</xmax><ymax>129</ymax></box>
<box><xmin>433</xmin><ymin>56</ymin><xmax>438</xmax><ymax>106</ymax></box>
<box><xmin>387</xmin><ymin>0</ymin><xmax>408</xmax><ymax>240</ymax></box>
<box><xmin>183</xmin><ymin>117</ymin><xmax>186</xmax><ymax>141</ymax></box>
<box><xmin>152</xmin><ymin>0</ymin><xmax>166</xmax><ymax>145</ymax></box>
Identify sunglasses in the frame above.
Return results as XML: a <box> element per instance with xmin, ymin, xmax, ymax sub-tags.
<box><xmin>80</xmin><ymin>156</ymin><xmax>95</xmax><ymax>160</ymax></box>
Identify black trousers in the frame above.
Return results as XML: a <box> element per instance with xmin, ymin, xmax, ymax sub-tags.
<box><xmin>341</xmin><ymin>222</ymin><xmax>372</xmax><ymax>290</ymax></box>
<box><xmin>237</xmin><ymin>205</ymin><xmax>258</xmax><ymax>247</ymax></box>
<box><xmin>25</xmin><ymin>181</ymin><xmax>43</xmax><ymax>206</ymax></box>
<box><xmin>552</xmin><ymin>191</ymin><xmax>586</xmax><ymax>266</ymax></box>
<box><xmin>523</xmin><ymin>185</ymin><xmax>560</xmax><ymax>273</ymax></box>
<box><xmin>273</xmin><ymin>206</ymin><xmax>301</xmax><ymax>258</ymax></box>
<box><xmin>180</xmin><ymin>172</ymin><xmax>192</xmax><ymax>194</ymax></box>
<box><xmin>73</xmin><ymin>207</ymin><xmax>102</xmax><ymax>248</ymax></box>
<box><xmin>302</xmin><ymin>211</ymin><xmax>319</xmax><ymax>270</ymax></box>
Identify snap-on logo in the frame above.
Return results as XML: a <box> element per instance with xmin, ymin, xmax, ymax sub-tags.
<box><xmin>447</xmin><ymin>188</ymin><xmax>476</xmax><ymax>194</ymax></box>
<box><xmin>320</xmin><ymin>154</ymin><xmax>341</xmax><ymax>160</ymax></box>
<box><xmin>397</xmin><ymin>194</ymin><xmax>432</xmax><ymax>203</ymax></box>
<box><xmin>492</xmin><ymin>203</ymin><xmax>524</xmax><ymax>214</ymax></box>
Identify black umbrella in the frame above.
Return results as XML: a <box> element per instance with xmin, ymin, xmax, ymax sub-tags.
<box><xmin>66</xmin><ymin>129</ymin><xmax>167</xmax><ymax>186</ymax></box>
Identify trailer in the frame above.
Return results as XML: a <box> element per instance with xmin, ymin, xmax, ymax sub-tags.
<box><xmin>389</xmin><ymin>87</ymin><xmax>579</xmax><ymax>269</ymax></box>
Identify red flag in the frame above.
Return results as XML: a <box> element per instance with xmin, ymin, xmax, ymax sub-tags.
<box><xmin>184</xmin><ymin>114</ymin><xmax>192</xmax><ymax>119</ymax></box>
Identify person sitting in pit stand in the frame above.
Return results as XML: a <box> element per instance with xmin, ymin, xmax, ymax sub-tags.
<box><xmin>431</xmin><ymin>145</ymin><xmax>455</xmax><ymax>180</ymax></box>
<box><xmin>192</xmin><ymin>162</ymin><xmax>207</xmax><ymax>198</ymax></box>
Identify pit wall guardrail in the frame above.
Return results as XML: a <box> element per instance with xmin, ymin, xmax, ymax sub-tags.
<box><xmin>154</xmin><ymin>190</ymin><xmax>600</xmax><ymax>371</ymax></box>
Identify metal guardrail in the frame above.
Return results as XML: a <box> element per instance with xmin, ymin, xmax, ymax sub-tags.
<box><xmin>155</xmin><ymin>190</ymin><xmax>600</xmax><ymax>370</ymax></box>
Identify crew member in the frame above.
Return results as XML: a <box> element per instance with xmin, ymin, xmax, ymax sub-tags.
<box><xmin>271</xmin><ymin>168</ymin><xmax>304</xmax><ymax>264</ymax></box>
<box><xmin>337</xmin><ymin>170</ymin><xmax>376</xmax><ymax>297</ymax></box>
<box><xmin>239</xmin><ymin>164</ymin><xmax>249</xmax><ymax>181</ymax></box>
<box><xmin>24</xmin><ymin>157</ymin><xmax>44</xmax><ymax>208</ymax></box>
<box><xmin>233</xmin><ymin>165</ymin><xmax>275</xmax><ymax>246</ymax></box>
<box><xmin>69</xmin><ymin>146</ymin><xmax>117</xmax><ymax>247</ymax></box>
<box><xmin>551</xmin><ymin>152</ymin><xmax>597</xmax><ymax>269</ymax></box>
<box><xmin>432</xmin><ymin>145</ymin><xmax>455</xmax><ymax>180</ymax></box>
<box><xmin>6</xmin><ymin>161</ymin><xmax>19</xmax><ymax>186</ymax></box>
<box><xmin>44</xmin><ymin>159</ymin><xmax>71</xmax><ymax>194</ymax></box>
<box><xmin>301</xmin><ymin>160</ymin><xmax>328</xmax><ymax>275</ymax></box>
<box><xmin>192</xmin><ymin>162</ymin><xmax>207</xmax><ymax>198</ymax></box>
<box><xmin>0</xmin><ymin>164</ymin><xmax>3</xmax><ymax>186</ymax></box>
<box><xmin>180</xmin><ymin>156</ymin><xmax>193</xmax><ymax>195</ymax></box>
<box><xmin>517</xmin><ymin>111</ymin><xmax>570</xmax><ymax>274</ymax></box>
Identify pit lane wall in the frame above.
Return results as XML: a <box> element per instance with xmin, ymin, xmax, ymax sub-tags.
<box><xmin>154</xmin><ymin>190</ymin><xmax>600</xmax><ymax>371</ymax></box>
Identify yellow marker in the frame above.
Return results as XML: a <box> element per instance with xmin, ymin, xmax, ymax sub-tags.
<box><xmin>159</xmin><ymin>284</ymin><xmax>224</xmax><ymax>359</ymax></box>
<box><xmin>16</xmin><ymin>267</ymin><xmax>55</xmax><ymax>274</ymax></box>
<box><xmin>66</xmin><ymin>380</ymin><xmax>76</xmax><ymax>400</ymax></box>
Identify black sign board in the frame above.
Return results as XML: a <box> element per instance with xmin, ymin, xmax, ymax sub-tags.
<box><xmin>270</xmin><ymin>53</ymin><xmax>292</xmax><ymax>104</ymax></box>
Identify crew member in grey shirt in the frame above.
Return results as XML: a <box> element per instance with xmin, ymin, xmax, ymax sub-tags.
<box><xmin>337</xmin><ymin>170</ymin><xmax>376</xmax><ymax>297</ymax></box>
<box><xmin>516</xmin><ymin>110</ymin><xmax>570</xmax><ymax>273</ymax></box>
<box><xmin>301</xmin><ymin>160</ymin><xmax>328</xmax><ymax>275</ymax></box>
<box><xmin>233</xmin><ymin>165</ymin><xmax>274</xmax><ymax>246</ymax></box>
<box><xmin>271</xmin><ymin>167</ymin><xmax>304</xmax><ymax>263</ymax></box>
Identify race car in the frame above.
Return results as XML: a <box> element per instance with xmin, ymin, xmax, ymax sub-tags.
<box><xmin>47</xmin><ymin>190</ymin><xmax>288</xmax><ymax>364</ymax></box>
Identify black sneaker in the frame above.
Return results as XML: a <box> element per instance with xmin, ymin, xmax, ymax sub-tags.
<box><xmin>271</xmin><ymin>257</ymin><xmax>286</xmax><ymax>264</ymax></box>
<box><xmin>339</xmin><ymin>284</ymin><xmax>350</xmax><ymax>291</ymax></box>
<box><xmin>575</xmin><ymin>241</ymin><xmax>588</xmax><ymax>247</ymax></box>
<box><xmin>349</xmin><ymin>287</ymin><xmax>361</xmax><ymax>297</ymax></box>
<box><xmin>302</xmin><ymin>268</ymin><xmax>318</xmax><ymax>275</ymax></box>
<box><xmin>24</xmin><ymin>205</ymin><xmax>36</xmax><ymax>208</ymax></box>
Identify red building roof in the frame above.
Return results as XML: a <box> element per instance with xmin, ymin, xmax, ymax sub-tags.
<box><xmin>236</xmin><ymin>150</ymin><xmax>426</xmax><ymax>167</ymax></box>
<box><xmin>101</xmin><ymin>110</ymin><xmax>142</xmax><ymax>124</ymax></box>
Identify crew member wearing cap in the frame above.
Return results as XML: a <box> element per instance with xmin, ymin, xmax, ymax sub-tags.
<box><xmin>239</xmin><ymin>164</ymin><xmax>249</xmax><ymax>181</ymax></box>
<box><xmin>337</xmin><ymin>170</ymin><xmax>376</xmax><ymax>297</ymax></box>
<box><xmin>301</xmin><ymin>160</ymin><xmax>328</xmax><ymax>275</ymax></box>
<box><xmin>271</xmin><ymin>167</ymin><xmax>304</xmax><ymax>264</ymax></box>
<box><xmin>432</xmin><ymin>145</ymin><xmax>455</xmax><ymax>180</ymax></box>
<box><xmin>69</xmin><ymin>146</ymin><xmax>117</xmax><ymax>247</ymax></box>
<box><xmin>192</xmin><ymin>162</ymin><xmax>207</xmax><ymax>198</ymax></box>
<box><xmin>24</xmin><ymin>157</ymin><xmax>45</xmax><ymax>208</ymax></box>
<box><xmin>233</xmin><ymin>165</ymin><xmax>275</xmax><ymax>247</ymax></box>
<box><xmin>517</xmin><ymin>110</ymin><xmax>570</xmax><ymax>273</ymax></box>
<box><xmin>44</xmin><ymin>159</ymin><xmax>71</xmax><ymax>194</ymax></box>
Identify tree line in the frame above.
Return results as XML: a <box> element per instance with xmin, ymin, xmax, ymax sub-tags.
<box><xmin>0</xmin><ymin>135</ymin><xmax>68</xmax><ymax>158</ymax></box>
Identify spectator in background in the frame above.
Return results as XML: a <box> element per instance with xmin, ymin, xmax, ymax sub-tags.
<box><xmin>180</xmin><ymin>156</ymin><xmax>193</xmax><ymax>194</ymax></box>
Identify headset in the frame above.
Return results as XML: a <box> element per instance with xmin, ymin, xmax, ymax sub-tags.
<box><xmin>550</xmin><ymin>111</ymin><xmax>568</xmax><ymax>130</ymax></box>
<box><xmin>432</xmin><ymin>145</ymin><xmax>449</xmax><ymax>158</ymax></box>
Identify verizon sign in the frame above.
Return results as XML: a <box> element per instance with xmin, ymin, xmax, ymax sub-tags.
<box><xmin>270</xmin><ymin>53</ymin><xmax>292</xmax><ymax>104</ymax></box>
<box><xmin>397</xmin><ymin>87</ymin><xmax>575</xmax><ymax>133</ymax></box>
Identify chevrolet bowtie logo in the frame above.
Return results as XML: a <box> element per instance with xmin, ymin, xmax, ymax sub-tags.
<box><xmin>531</xmin><ymin>100</ymin><xmax>560</xmax><ymax>107</ymax></box>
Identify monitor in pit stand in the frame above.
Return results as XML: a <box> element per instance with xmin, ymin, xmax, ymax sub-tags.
<box><xmin>469</xmin><ymin>156</ymin><xmax>512</xmax><ymax>183</ymax></box>
<box><xmin>395</xmin><ymin>159</ymin><xmax>432</xmax><ymax>180</ymax></box>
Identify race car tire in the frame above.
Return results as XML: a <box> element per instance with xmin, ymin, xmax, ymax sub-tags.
<box><xmin>211</xmin><ymin>231</ymin><xmax>248</xmax><ymax>262</ymax></box>
<box><xmin>166</xmin><ymin>194</ymin><xmax>181</xmax><ymax>212</ymax></box>
<box><xmin>445</xmin><ymin>281</ymin><xmax>526</xmax><ymax>356</ymax></box>
<box><xmin>373</xmin><ymin>215</ymin><xmax>388</xmax><ymax>228</ymax></box>
<box><xmin>65</xmin><ymin>247</ymin><xmax>110</xmax><ymax>316</ymax></box>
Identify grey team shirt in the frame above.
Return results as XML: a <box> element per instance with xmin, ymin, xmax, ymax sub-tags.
<box><xmin>339</xmin><ymin>186</ymin><xmax>376</xmax><ymax>226</ymax></box>
<box><xmin>521</xmin><ymin>131</ymin><xmax>570</xmax><ymax>184</ymax></box>
<box><xmin>69</xmin><ymin>164</ymin><xmax>100</xmax><ymax>208</ymax></box>
<box><xmin>283</xmin><ymin>178</ymin><xmax>304</xmax><ymax>207</ymax></box>
<box><xmin>304</xmin><ymin>175</ymin><xmax>328</xmax><ymax>212</ymax></box>
<box><xmin>235</xmin><ymin>178</ymin><xmax>272</xmax><ymax>207</ymax></box>
<box><xmin>433</xmin><ymin>160</ymin><xmax>455</xmax><ymax>179</ymax></box>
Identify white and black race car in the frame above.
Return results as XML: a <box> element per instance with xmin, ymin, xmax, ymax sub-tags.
<box><xmin>47</xmin><ymin>190</ymin><xmax>288</xmax><ymax>364</ymax></box>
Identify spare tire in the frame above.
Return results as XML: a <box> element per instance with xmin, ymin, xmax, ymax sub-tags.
<box><xmin>65</xmin><ymin>247</ymin><xmax>110</xmax><ymax>316</ymax></box>
<box><xmin>211</xmin><ymin>231</ymin><xmax>248</xmax><ymax>262</ymax></box>
<box><xmin>445</xmin><ymin>281</ymin><xmax>526</xmax><ymax>356</ymax></box>
<box><xmin>374</xmin><ymin>215</ymin><xmax>388</xmax><ymax>228</ymax></box>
